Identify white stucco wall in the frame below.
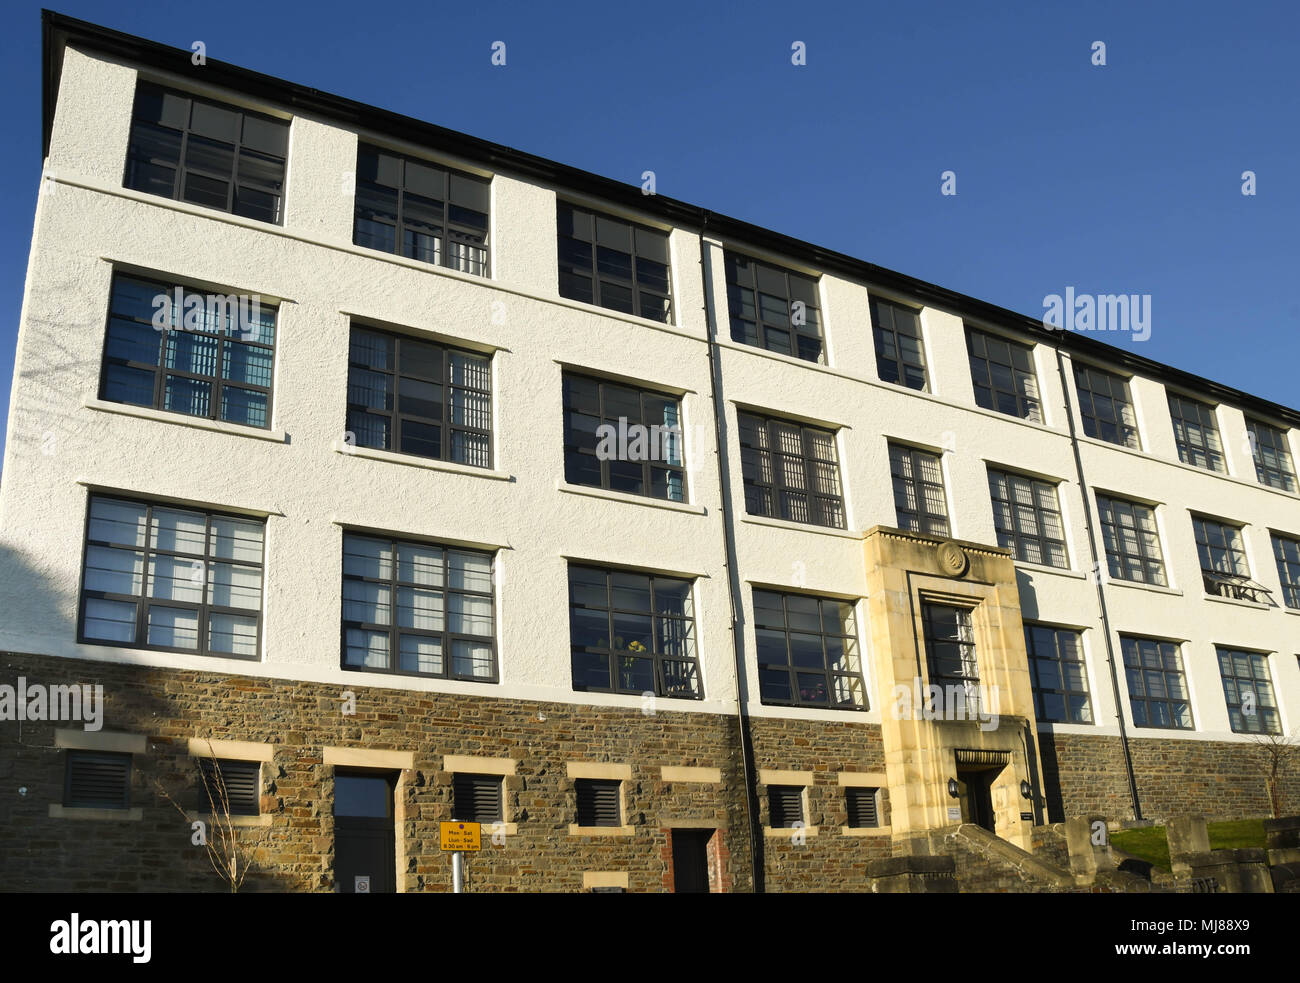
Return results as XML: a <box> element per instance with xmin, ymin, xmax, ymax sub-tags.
<box><xmin>2</xmin><ymin>45</ymin><xmax>1298</xmax><ymax>746</ymax></box>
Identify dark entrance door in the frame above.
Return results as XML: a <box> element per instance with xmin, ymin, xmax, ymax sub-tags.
<box><xmin>334</xmin><ymin>772</ymin><xmax>396</xmax><ymax>893</ymax></box>
<box><xmin>956</xmin><ymin>767</ymin><xmax>996</xmax><ymax>833</ymax></box>
<box><xmin>671</xmin><ymin>829</ymin><xmax>713</xmax><ymax>893</ymax></box>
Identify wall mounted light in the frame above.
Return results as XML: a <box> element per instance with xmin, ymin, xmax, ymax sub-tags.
<box><xmin>948</xmin><ymin>778</ymin><xmax>960</xmax><ymax>798</ymax></box>
<box><xmin>1020</xmin><ymin>780</ymin><xmax>1032</xmax><ymax>800</ymax></box>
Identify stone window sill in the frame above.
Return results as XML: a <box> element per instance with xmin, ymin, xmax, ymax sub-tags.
<box><xmin>85</xmin><ymin>398</ymin><xmax>287</xmax><ymax>443</ymax></box>
<box><xmin>557</xmin><ymin>481</ymin><xmax>704</xmax><ymax>514</ymax></box>
<box><xmin>1103</xmin><ymin>578</ymin><xmax>1183</xmax><ymax>598</ymax></box>
<box><xmin>186</xmin><ymin>811</ymin><xmax>272</xmax><ymax>827</ymax></box>
<box><xmin>741</xmin><ymin>513</ymin><xmax>861</xmax><ymax>540</ymax></box>
<box><xmin>841</xmin><ymin>825</ymin><xmax>891</xmax><ymax>837</ymax></box>
<box><xmin>1202</xmin><ymin>592</ymin><xmax>1271</xmax><ymax>611</ymax></box>
<box><xmin>335</xmin><ymin>443</ymin><xmax>511</xmax><ymax>480</ymax></box>
<box><xmin>568</xmin><ymin>824</ymin><xmax>635</xmax><ymax>837</ymax></box>
<box><xmin>48</xmin><ymin>804</ymin><xmax>143</xmax><ymax>821</ymax></box>
<box><xmin>764</xmin><ymin>826</ymin><xmax>819</xmax><ymax>838</ymax></box>
<box><xmin>1014</xmin><ymin>560</ymin><xmax>1087</xmax><ymax>580</ymax></box>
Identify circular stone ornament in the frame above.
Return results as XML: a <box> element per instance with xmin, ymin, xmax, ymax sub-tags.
<box><xmin>937</xmin><ymin>541</ymin><xmax>969</xmax><ymax>577</ymax></box>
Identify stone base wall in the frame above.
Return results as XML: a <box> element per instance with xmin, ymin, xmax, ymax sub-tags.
<box><xmin>749</xmin><ymin>716</ymin><xmax>893</xmax><ymax>891</ymax></box>
<box><xmin>1</xmin><ymin>651</ymin><xmax>892</xmax><ymax>892</ymax></box>
<box><xmin>5</xmin><ymin>651</ymin><xmax>1292</xmax><ymax>891</ymax></box>
<box><xmin>1039</xmin><ymin>731</ymin><xmax>1299</xmax><ymax>824</ymax></box>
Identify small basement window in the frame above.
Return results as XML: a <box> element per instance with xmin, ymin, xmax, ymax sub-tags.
<box><xmin>767</xmin><ymin>785</ymin><xmax>804</xmax><ymax>828</ymax></box>
<box><xmin>575</xmin><ymin>778</ymin><xmax>621</xmax><ymax>827</ymax></box>
<box><xmin>197</xmin><ymin>758</ymin><xmax>261</xmax><ymax>816</ymax></box>
<box><xmin>845</xmin><ymin>787</ymin><xmax>880</xmax><ymax>828</ymax></box>
<box><xmin>452</xmin><ymin>772</ymin><xmax>504</xmax><ymax>824</ymax></box>
<box><xmin>64</xmin><ymin>750</ymin><xmax>132</xmax><ymax>809</ymax></box>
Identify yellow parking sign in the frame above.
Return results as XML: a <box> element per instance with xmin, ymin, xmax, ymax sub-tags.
<box><xmin>440</xmin><ymin>821</ymin><xmax>481</xmax><ymax>851</ymax></box>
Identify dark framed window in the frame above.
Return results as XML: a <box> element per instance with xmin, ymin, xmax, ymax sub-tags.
<box><xmin>1024</xmin><ymin>624</ymin><xmax>1092</xmax><ymax>724</ymax></box>
<box><xmin>724</xmin><ymin>251</ymin><xmax>823</xmax><ymax>363</ymax></box>
<box><xmin>64</xmin><ymin>750</ymin><xmax>132</xmax><ymax>810</ymax></box>
<box><xmin>1272</xmin><ymin>533</ymin><xmax>1300</xmax><ymax>609</ymax></box>
<box><xmin>922</xmin><ymin>603</ymin><xmax>980</xmax><ymax>715</ymax></box>
<box><xmin>79</xmin><ymin>496</ymin><xmax>265</xmax><ymax>658</ymax></box>
<box><xmin>575</xmin><ymin>779</ymin><xmax>621</xmax><ymax>827</ymax></box>
<box><xmin>1168</xmin><ymin>393</ymin><xmax>1224</xmax><ymax>472</ymax></box>
<box><xmin>1074</xmin><ymin>365</ymin><xmax>1140</xmax><ymax>449</ymax></box>
<box><xmin>988</xmin><ymin>468</ymin><xmax>1067</xmax><ymax>568</ymax></box>
<box><xmin>342</xmin><ymin>533</ymin><xmax>496</xmax><ymax>682</ymax></box>
<box><xmin>967</xmin><ymin>327</ymin><xmax>1040</xmax><ymax>420</ymax></box>
<box><xmin>354</xmin><ymin>144</ymin><xmax>490</xmax><ymax>276</ymax></box>
<box><xmin>1247</xmin><ymin>419</ymin><xmax>1296</xmax><ymax>491</ymax></box>
<box><xmin>1217</xmin><ymin>648</ymin><xmax>1280</xmax><ymax>735</ymax></box>
<box><xmin>125</xmin><ymin>81</ymin><xmax>288</xmax><ymax>223</ymax></box>
<box><xmin>197</xmin><ymin>758</ymin><xmax>260</xmax><ymax>816</ymax></box>
<box><xmin>871</xmin><ymin>296</ymin><xmax>927</xmax><ymax>391</ymax></box>
<box><xmin>753</xmin><ymin>589</ymin><xmax>865</xmax><ymax>710</ymax></box>
<box><xmin>845</xmin><ymin>787</ymin><xmax>879</xmax><ymax>828</ymax></box>
<box><xmin>562</xmin><ymin>373</ymin><xmax>684</xmax><ymax>502</ymax></box>
<box><xmin>1192</xmin><ymin>515</ymin><xmax>1266</xmax><ymax>602</ymax></box>
<box><xmin>1097</xmin><ymin>495</ymin><xmax>1166</xmax><ymax>586</ymax></box>
<box><xmin>346</xmin><ymin>325</ymin><xmax>491</xmax><ymax>468</ymax></box>
<box><xmin>557</xmin><ymin>204</ymin><xmax>671</xmax><ymax>322</ymax></box>
<box><xmin>567</xmin><ymin>565</ymin><xmax>701</xmax><ymax>699</ymax></box>
<box><xmin>101</xmin><ymin>272</ymin><xmax>276</xmax><ymax>429</ymax></box>
<box><xmin>1121</xmin><ymin>636</ymin><xmax>1193</xmax><ymax>730</ymax></box>
<box><xmin>890</xmin><ymin>444</ymin><xmax>949</xmax><ymax>537</ymax></box>
<box><xmin>452</xmin><ymin>773</ymin><xmax>504</xmax><ymax>823</ymax></box>
<box><xmin>738</xmin><ymin>412</ymin><xmax>844</xmax><ymax>529</ymax></box>
<box><xmin>767</xmin><ymin>785</ymin><xmax>805</xmax><ymax>828</ymax></box>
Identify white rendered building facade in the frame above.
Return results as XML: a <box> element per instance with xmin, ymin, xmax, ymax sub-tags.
<box><xmin>1</xmin><ymin>13</ymin><xmax>1297</xmax><ymax>892</ymax></box>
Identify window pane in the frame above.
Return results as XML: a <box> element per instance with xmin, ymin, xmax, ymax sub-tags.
<box><xmin>149</xmin><ymin>554</ymin><xmax>205</xmax><ymax>602</ymax></box>
<box><xmin>89</xmin><ymin>499</ymin><xmax>148</xmax><ymax>547</ymax></box>
<box><xmin>345</xmin><ymin>628</ymin><xmax>389</xmax><ymax>668</ymax></box>
<box><xmin>343</xmin><ymin>580</ymin><xmax>390</xmax><ymax>625</ymax></box>
<box><xmin>451</xmin><ymin>640</ymin><xmax>494</xmax><ymax>678</ymax></box>
<box><xmin>85</xmin><ymin>547</ymin><xmax>145</xmax><ymax>596</ymax></box>
<box><xmin>447</xmin><ymin>592</ymin><xmax>491</xmax><ymax>635</ymax></box>
<box><xmin>147</xmin><ymin>606</ymin><xmax>199</xmax><ymax>649</ymax></box>
<box><xmin>209</xmin><ymin>613</ymin><xmax>258</xmax><ymax>656</ymax></box>
<box><xmin>398</xmin><ymin>587</ymin><xmax>444</xmax><ymax>631</ymax></box>
<box><xmin>399</xmin><ymin>634</ymin><xmax>443</xmax><ymax>674</ymax></box>
<box><xmin>207</xmin><ymin>563</ymin><xmax>262</xmax><ymax>609</ymax></box>
<box><xmin>151</xmin><ymin>509</ymin><xmax>207</xmax><ymax>555</ymax></box>
<box><xmin>83</xmin><ymin>598</ymin><xmax>137</xmax><ymax>642</ymax></box>
<box><xmin>343</xmin><ymin>536</ymin><xmax>393</xmax><ymax>580</ymax></box>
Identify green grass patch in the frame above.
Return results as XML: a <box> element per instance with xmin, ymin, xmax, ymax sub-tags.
<box><xmin>1109</xmin><ymin>818</ymin><xmax>1267</xmax><ymax>870</ymax></box>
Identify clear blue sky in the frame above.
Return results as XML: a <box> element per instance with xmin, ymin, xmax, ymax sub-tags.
<box><xmin>1</xmin><ymin>0</ymin><xmax>1296</xmax><ymax>465</ymax></box>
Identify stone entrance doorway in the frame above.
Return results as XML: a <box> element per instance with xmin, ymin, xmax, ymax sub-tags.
<box><xmin>956</xmin><ymin>764</ymin><xmax>1001</xmax><ymax>832</ymax></box>
<box><xmin>863</xmin><ymin>527</ymin><xmax>1043</xmax><ymax>851</ymax></box>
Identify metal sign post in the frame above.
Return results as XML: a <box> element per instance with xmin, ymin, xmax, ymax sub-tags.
<box><xmin>440</xmin><ymin>821</ymin><xmax>481</xmax><ymax>893</ymax></box>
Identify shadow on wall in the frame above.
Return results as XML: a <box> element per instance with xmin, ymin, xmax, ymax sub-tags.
<box><xmin>0</xmin><ymin>257</ymin><xmax>111</xmax><ymax>488</ymax></box>
<box><xmin>0</xmin><ymin>546</ymin><xmax>298</xmax><ymax>892</ymax></box>
<box><xmin>0</xmin><ymin>541</ymin><xmax>75</xmax><ymax>655</ymax></box>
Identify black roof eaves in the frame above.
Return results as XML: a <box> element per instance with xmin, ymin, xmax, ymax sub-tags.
<box><xmin>40</xmin><ymin>9</ymin><xmax>1300</xmax><ymax>428</ymax></box>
